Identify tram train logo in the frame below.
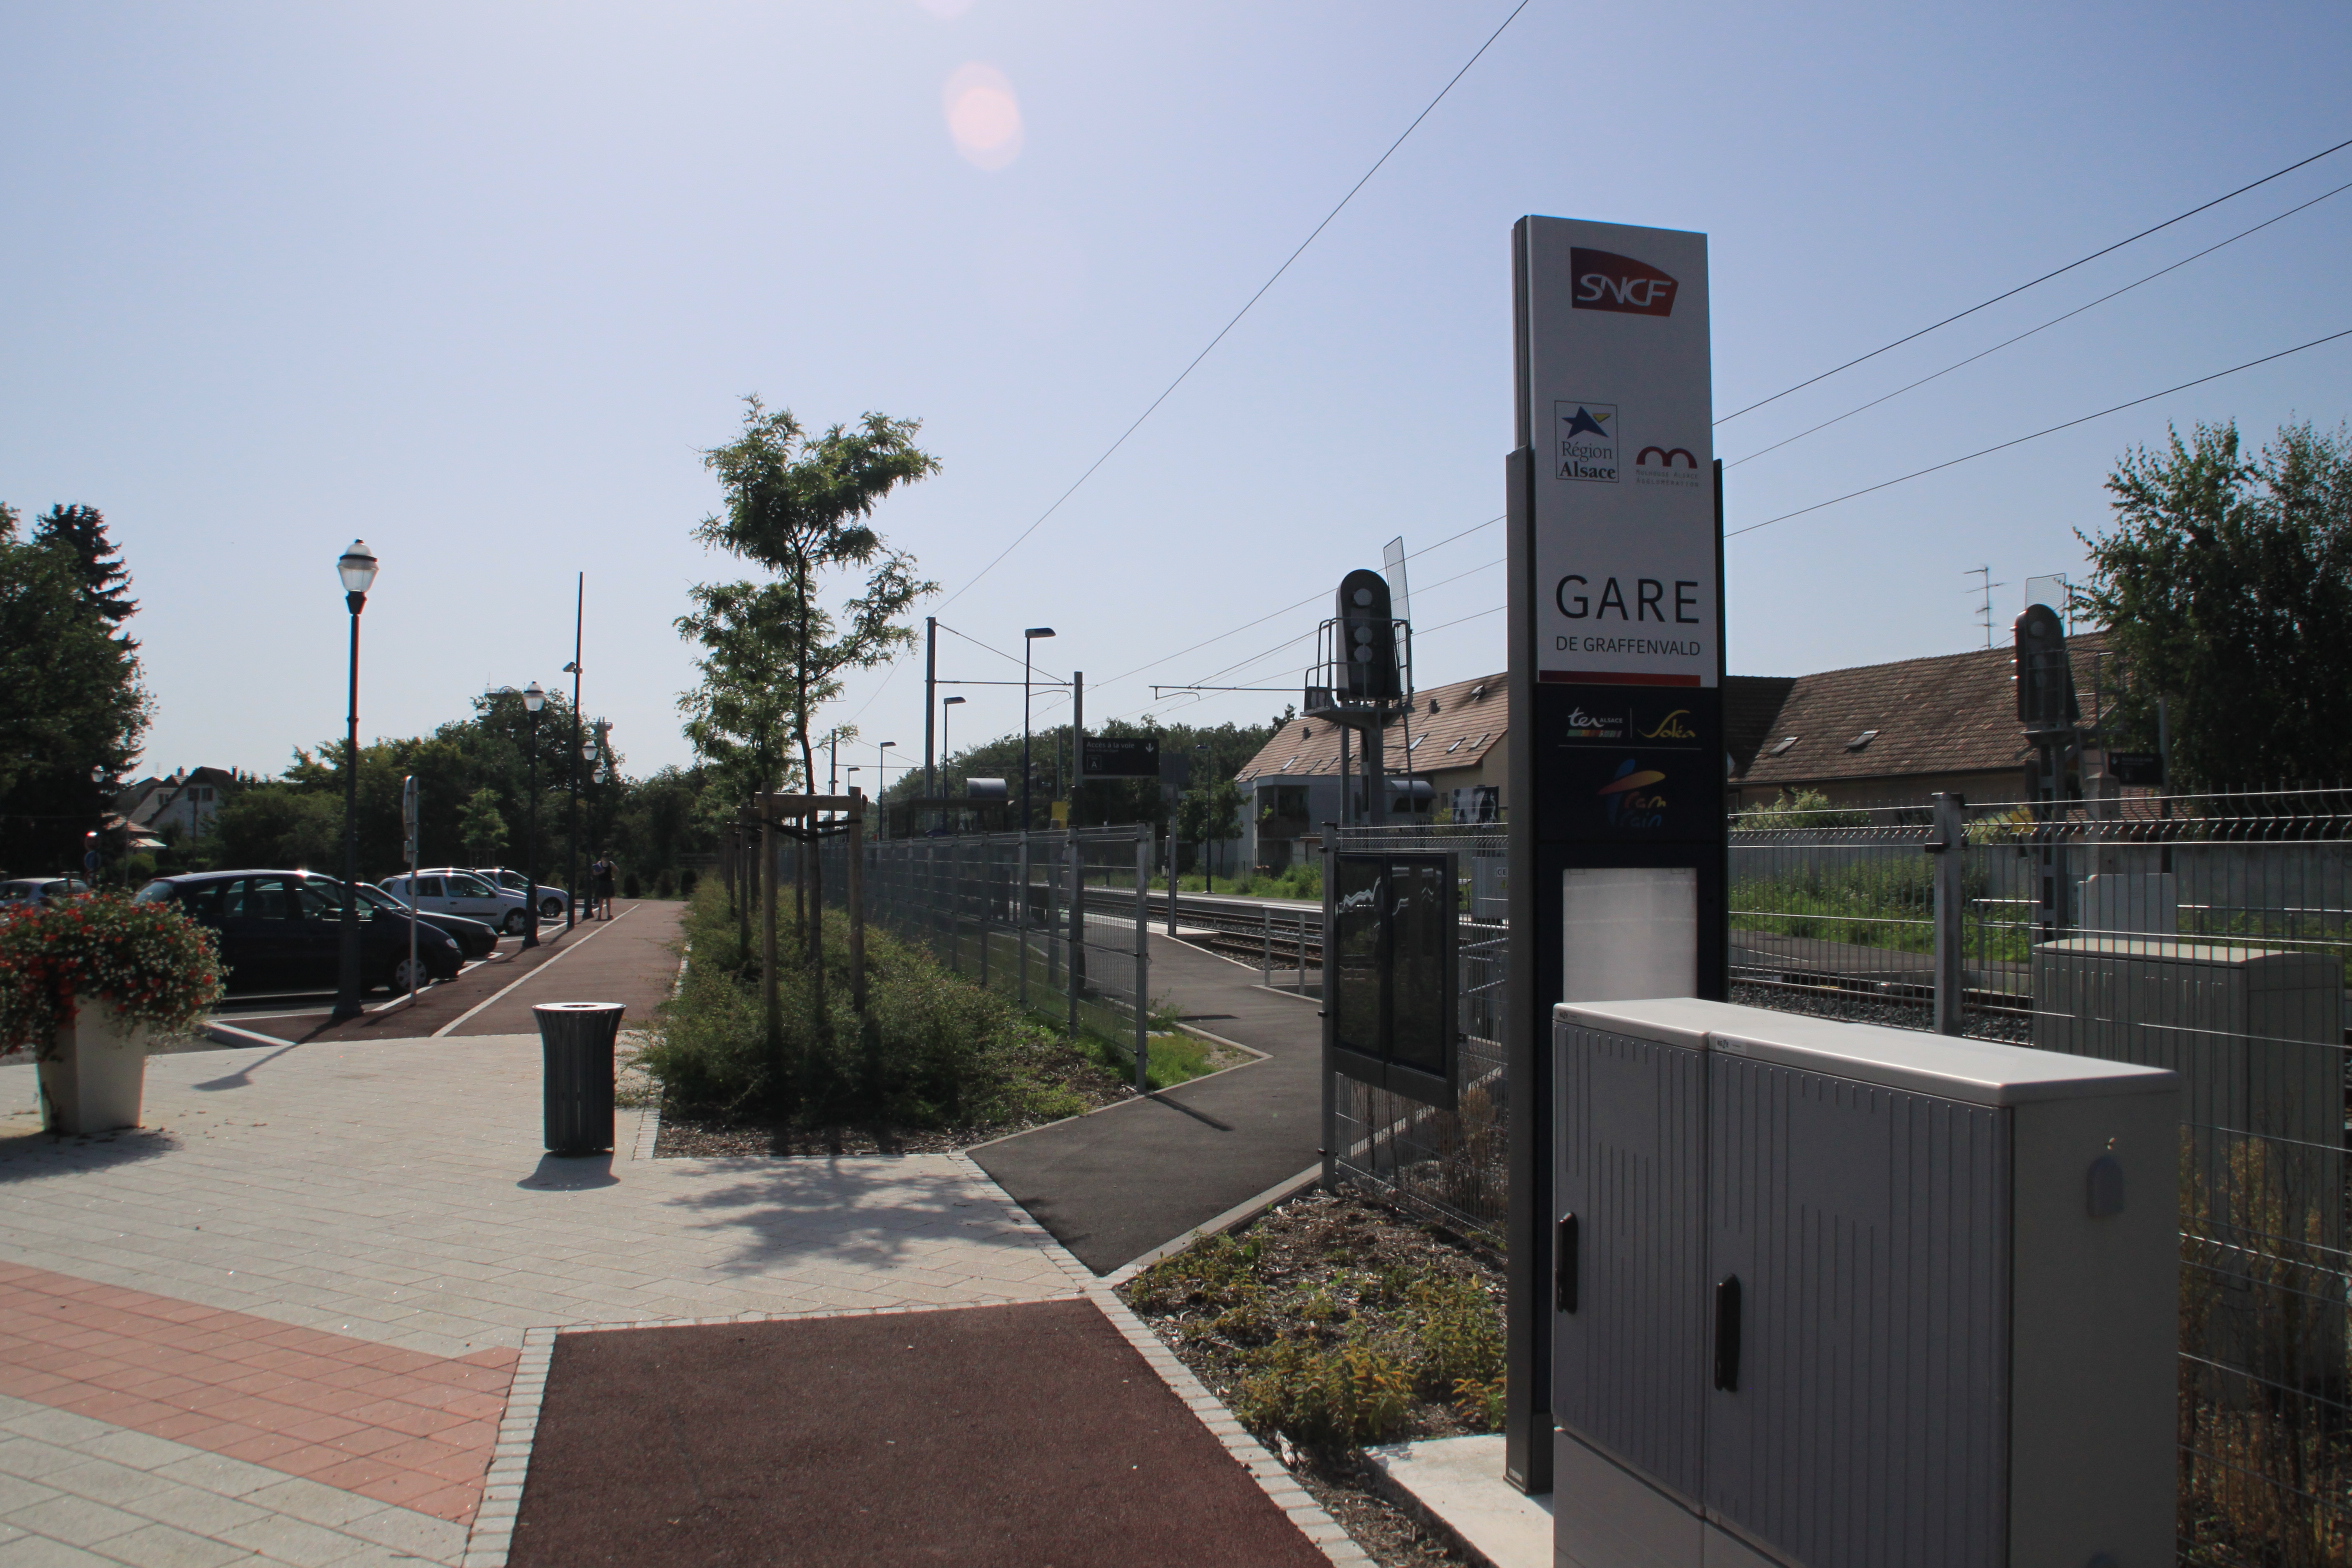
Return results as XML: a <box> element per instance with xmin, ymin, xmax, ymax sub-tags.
<box><xmin>1598</xmin><ymin>757</ymin><xmax>1670</xmax><ymax>829</ymax></box>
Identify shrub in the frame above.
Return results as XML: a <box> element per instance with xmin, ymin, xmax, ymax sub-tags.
<box><xmin>639</xmin><ymin>878</ymin><xmax>1100</xmax><ymax>1130</ymax></box>
<box><xmin>1403</xmin><ymin>1275</ymin><xmax>1504</xmax><ymax>1395</ymax></box>
<box><xmin>623</xmin><ymin>871</ymin><xmax>643</xmax><ymax>899</ymax></box>
<box><xmin>679</xmin><ymin>868</ymin><xmax>699</xmax><ymax>898</ymax></box>
<box><xmin>654</xmin><ymin>868</ymin><xmax>677</xmax><ymax>898</ymax></box>
<box><xmin>1235</xmin><ymin>1337</ymin><xmax>1414</xmax><ymax>1448</ymax></box>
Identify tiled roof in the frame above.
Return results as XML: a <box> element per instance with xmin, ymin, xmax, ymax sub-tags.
<box><xmin>1235</xmin><ymin>672</ymin><xmax>1509</xmax><ymax>783</ymax></box>
<box><xmin>1742</xmin><ymin>632</ymin><xmax>2115</xmax><ymax>787</ymax></box>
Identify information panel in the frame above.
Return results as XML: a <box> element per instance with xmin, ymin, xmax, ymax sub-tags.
<box><xmin>1503</xmin><ymin>215</ymin><xmax>1726</xmax><ymax>1498</ymax></box>
<box><xmin>1081</xmin><ymin>735</ymin><xmax>1160</xmax><ymax>778</ymax></box>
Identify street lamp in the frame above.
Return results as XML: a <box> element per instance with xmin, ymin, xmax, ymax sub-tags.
<box><xmin>1022</xmin><ymin>628</ymin><xmax>1055</xmax><ymax>832</ymax></box>
<box><xmin>941</xmin><ymin>697</ymin><xmax>965</xmax><ymax>766</ymax></box>
<box><xmin>520</xmin><ymin>682</ymin><xmax>545</xmax><ymax>949</ymax></box>
<box><xmin>332</xmin><ymin>540</ymin><xmax>378</xmax><ymax>1023</ymax></box>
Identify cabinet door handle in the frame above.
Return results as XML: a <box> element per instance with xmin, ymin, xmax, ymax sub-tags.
<box><xmin>1713</xmin><ymin>1275</ymin><xmax>1743</xmax><ymax>1392</ymax></box>
<box><xmin>1555</xmin><ymin>1214</ymin><xmax>1578</xmax><ymax>1313</ymax></box>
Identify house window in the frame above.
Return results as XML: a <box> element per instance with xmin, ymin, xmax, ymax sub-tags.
<box><xmin>1445</xmin><ymin>738</ymin><xmax>1465</xmax><ymax>754</ymax></box>
<box><xmin>1470</xmin><ymin>732</ymin><xmax>1489</xmax><ymax>751</ymax></box>
<box><xmin>1844</xmin><ymin>729</ymin><xmax>1880</xmax><ymax>751</ymax></box>
<box><xmin>1407</xmin><ymin>735</ymin><xmax>1426</xmax><ymax>752</ymax></box>
<box><xmin>1768</xmin><ymin>736</ymin><xmax>1799</xmax><ymax>756</ymax></box>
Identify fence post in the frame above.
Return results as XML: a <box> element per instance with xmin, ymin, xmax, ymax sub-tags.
<box><xmin>978</xmin><ymin>839</ymin><xmax>992</xmax><ymax>991</ymax></box>
<box><xmin>1133</xmin><ymin>830</ymin><xmax>1151</xmax><ymax>1092</ymax></box>
<box><xmin>1018</xmin><ymin>834</ymin><xmax>1031</xmax><ymax>1006</ymax></box>
<box><xmin>1320</xmin><ymin>827</ymin><xmax>1337</xmax><ymax>1191</ymax></box>
<box><xmin>1263</xmin><ymin>903</ymin><xmax>1273</xmax><ymax>987</ymax></box>
<box><xmin>1166</xmin><ymin>829</ymin><xmax>1179</xmax><ymax>936</ymax></box>
<box><xmin>1932</xmin><ymin>790</ymin><xmax>1966</xmax><ymax>1035</ymax></box>
<box><xmin>1065</xmin><ymin>832</ymin><xmax>1082</xmax><ymax>1041</ymax></box>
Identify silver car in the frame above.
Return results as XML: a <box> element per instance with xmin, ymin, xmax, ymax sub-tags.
<box><xmin>0</xmin><ymin>877</ymin><xmax>92</xmax><ymax>906</ymax></box>
<box><xmin>380</xmin><ymin>869</ymin><xmax>531</xmax><ymax>935</ymax></box>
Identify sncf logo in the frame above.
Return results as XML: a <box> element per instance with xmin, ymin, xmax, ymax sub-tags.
<box><xmin>1571</xmin><ymin>248</ymin><xmax>1678</xmax><ymax>316</ymax></box>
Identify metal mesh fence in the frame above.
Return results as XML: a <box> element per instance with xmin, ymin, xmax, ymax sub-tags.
<box><xmin>1324</xmin><ymin>825</ymin><xmax>1510</xmax><ymax>1242</ymax></box>
<box><xmin>1730</xmin><ymin>790</ymin><xmax>2352</xmax><ymax>1565</ymax></box>
<box><xmin>803</xmin><ymin>825</ymin><xmax>1158</xmax><ymax>1078</ymax></box>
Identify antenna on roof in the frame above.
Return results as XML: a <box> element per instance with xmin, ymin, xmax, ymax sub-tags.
<box><xmin>1966</xmin><ymin>566</ymin><xmax>2007</xmax><ymax>650</ymax></box>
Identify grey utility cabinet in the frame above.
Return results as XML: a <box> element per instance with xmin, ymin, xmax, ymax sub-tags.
<box><xmin>1552</xmin><ymin>998</ymin><xmax>2179</xmax><ymax>1568</ymax></box>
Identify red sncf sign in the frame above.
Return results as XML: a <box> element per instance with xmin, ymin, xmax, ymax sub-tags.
<box><xmin>1570</xmin><ymin>248</ymin><xmax>1678</xmax><ymax>316</ymax></box>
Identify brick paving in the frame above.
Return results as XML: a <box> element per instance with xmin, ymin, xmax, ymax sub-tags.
<box><xmin>0</xmin><ymin>1263</ymin><xmax>513</xmax><ymax>1523</ymax></box>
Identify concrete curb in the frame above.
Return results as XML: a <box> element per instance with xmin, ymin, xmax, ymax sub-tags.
<box><xmin>1100</xmin><ymin>1163</ymin><xmax>1327</xmax><ymax>1287</ymax></box>
<box><xmin>1087</xmin><ymin>1282</ymin><xmax>1374</xmax><ymax>1567</ymax></box>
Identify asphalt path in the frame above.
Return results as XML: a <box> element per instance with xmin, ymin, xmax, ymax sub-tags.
<box><xmin>971</xmin><ymin>931</ymin><xmax>1324</xmax><ymax>1275</ymax></box>
<box><xmin>207</xmin><ymin>900</ymin><xmax>682</xmax><ymax>1046</ymax></box>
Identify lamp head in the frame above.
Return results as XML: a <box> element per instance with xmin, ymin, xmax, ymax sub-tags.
<box><xmin>1023</xmin><ymin>627</ymin><xmax>1055</xmax><ymax>640</ymax></box>
<box><xmin>943</xmin><ymin>695</ymin><xmax>966</xmax><ymax>707</ymax></box>
<box><xmin>523</xmin><ymin>681</ymin><xmax>546</xmax><ymax>714</ymax></box>
<box><xmin>878</xmin><ymin>740</ymin><xmax>897</xmax><ymax>750</ymax></box>
<box><xmin>337</xmin><ymin>540</ymin><xmax>379</xmax><ymax>594</ymax></box>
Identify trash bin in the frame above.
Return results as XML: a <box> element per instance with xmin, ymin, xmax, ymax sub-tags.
<box><xmin>533</xmin><ymin>1001</ymin><xmax>623</xmax><ymax>1154</ymax></box>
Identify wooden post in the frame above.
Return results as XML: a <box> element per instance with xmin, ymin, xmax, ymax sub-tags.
<box><xmin>761</xmin><ymin>807</ymin><xmax>779</xmax><ymax>1057</ymax></box>
<box><xmin>848</xmin><ymin>789</ymin><xmax>867</xmax><ymax>1016</ymax></box>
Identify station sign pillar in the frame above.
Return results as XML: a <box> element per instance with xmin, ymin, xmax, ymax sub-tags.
<box><xmin>1503</xmin><ymin>216</ymin><xmax>1725</xmax><ymax>1494</ymax></box>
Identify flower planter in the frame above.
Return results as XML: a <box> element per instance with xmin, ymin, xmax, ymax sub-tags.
<box><xmin>36</xmin><ymin>1001</ymin><xmax>148</xmax><ymax>1136</ymax></box>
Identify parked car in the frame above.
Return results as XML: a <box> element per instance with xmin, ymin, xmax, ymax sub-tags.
<box><xmin>135</xmin><ymin>870</ymin><xmax>461</xmax><ymax>994</ymax></box>
<box><xmin>379</xmin><ymin>869</ymin><xmax>530</xmax><ymax>935</ymax></box>
<box><xmin>0</xmin><ymin>877</ymin><xmax>92</xmax><ymax>906</ymax></box>
<box><xmin>355</xmin><ymin>883</ymin><xmax>499</xmax><ymax>959</ymax></box>
<box><xmin>476</xmin><ymin>868</ymin><xmax>570</xmax><ymax>920</ymax></box>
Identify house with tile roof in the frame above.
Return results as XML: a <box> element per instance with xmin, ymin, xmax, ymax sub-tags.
<box><xmin>1731</xmin><ymin>633</ymin><xmax>2124</xmax><ymax>809</ymax></box>
<box><xmin>1234</xmin><ymin>672</ymin><xmax>1510</xmax><ymax>871</ymax></box>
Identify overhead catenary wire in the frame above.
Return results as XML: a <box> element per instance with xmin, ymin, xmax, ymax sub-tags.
<box><xmin>1714</xmin><ymin>132</ymin><xmax>2352</xmax><ymax>425</ymax></box>
<box><xmin>937</xmin><ymin>1</ymin><xmax>1532</xmax><ymax>609</ymax></box>
<box><xmin>1725</xmin><ymin>325</ymin><xmax>2352</xmax><ymax>539</ymax></box>
<box><xmin>1726</xmin><ymin>173</ymin><xmax>2352</xmax><ymax>470</ymax></box>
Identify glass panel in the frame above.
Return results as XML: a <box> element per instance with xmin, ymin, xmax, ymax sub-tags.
<box><xmin>416</xmin><ymin>877</ymin><xmax>445</xmax><ymax>897</ymax></box>
<box><xmin>226</xmin><ymin>877</ymin><xmax>290</xmax><ymax>920</ymax></box>
<box><xmin>296</xmin><ymin>881</ymin><xmax>367</xmax><ymax>921</ymax></box>
<box><xmin>449</xmin><ymin>874</ymin><xmax>496</xmax><ymax>896</ymax></box>
<box><xmin>1388</xmin><ymin>856</ymin><xmax>1449</xmax><ymax>1076</ymax></box>
<box><xmin>1331</xmin><ymin>854</ymin><xmax>1385</xmax><ymax>1060</ymax></box>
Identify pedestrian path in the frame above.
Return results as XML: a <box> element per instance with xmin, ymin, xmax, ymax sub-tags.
<box><xmin>211</xmin><ymin>901</ymin><xmax>681</xmax><ymax>1048</ymax></box>
<box><xmin>971</xmin><ymin>932</ymin><xmax>1325</xmax><ymax>1274</ymax></box>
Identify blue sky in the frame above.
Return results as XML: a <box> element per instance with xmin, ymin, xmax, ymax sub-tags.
<box><xmin>5</xmin><ymin>1</ymin><xmax>2348</xmax><ymax>785</ymax></box>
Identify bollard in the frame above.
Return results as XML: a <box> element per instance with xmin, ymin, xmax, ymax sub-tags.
<box><xmin>534</xmin><ymin>1001</ymin><xmax>623</xmax><ymax>1153</ymax></box>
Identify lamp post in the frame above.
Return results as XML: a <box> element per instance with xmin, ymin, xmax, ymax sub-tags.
<box><xmin>941</xmin><ymin>698</ymin><xmax>965</xmax><ymax>767</ymax></box>
<box><xmin>1022</xmin><ymin>628</ymin><xmax>1055</xmax><ymax>832</ymax></box>
<box><xmin>520</xmin><ymin>682</ymin><xmax>546</xmax><ymax>949</ymax></box>
<box><xmin>874</xmin><ymin>742</ymin><xmax>897</xmax><ymax>840</ymax></box>
<box><xmin>332</xmin><ymin>540</ymin><xmax>378</xmax><ymax>1023</ymax></box>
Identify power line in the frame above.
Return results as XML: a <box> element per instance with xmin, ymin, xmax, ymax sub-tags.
<box><xmin>1724</xmin><ymin>325</ymin><xmax>2352</xmax><ymax>540</ymax></box>
<box><xmin>1715</xmin><ymin>133</ymin><xmax>2352</xmax><ymax>426</ymax></box>
<box><xmin>1726</xmin><ymin>174</ymin><xmax>2352</xmax><ymax>471</ymax></box>
<box><xmin>938</xmin><ymin>2</ymin><xmax>1532</xmax><ymax>608</ymax></box>
<box><xmin>1095</xmin><ymin>514</ymin><xmax>1503</xmax><ymax>693</ymax></box>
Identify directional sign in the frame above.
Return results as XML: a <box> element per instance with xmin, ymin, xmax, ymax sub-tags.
<box><xmin>1082</xmin><ymin>736</ymin><xmax>1161</xmax><ymax>778</ymax></box>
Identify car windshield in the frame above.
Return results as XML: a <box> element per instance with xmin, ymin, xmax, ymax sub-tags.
<box><xmin>355</xmin><ymin>885</ymin><xmax>405</xmax><ymax>912</ymax></box>
<box><xmin>135</xmin><ymin>881</ymin><xmax>175</xmax><ymax>903</ymax></box>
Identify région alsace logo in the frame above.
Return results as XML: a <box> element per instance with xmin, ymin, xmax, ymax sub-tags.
<box><xmin>1555</xmin><ymin>400</ymin><xmax>1618</xmax><ymax>482</ymax></box>
<box><xmin>1570</xmin><ymin>248</ymin><xmax>1679</xmax><ymax>317</ymax></box>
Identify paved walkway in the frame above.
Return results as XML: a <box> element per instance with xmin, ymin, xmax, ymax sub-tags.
<box><xmin>971</xmin><ymin>933</ymin><xmax>1324</xmax><ymax>1274</ymax></box>
<box><xmin>214</xmin><ymin>902</ymin><xmax>679</xmax><ymax>1047</ymax></box>
<box><xmin>0</xmin><ymin>1036</ymin><xmax>1084</xmax><ymax>1566</ymax></box>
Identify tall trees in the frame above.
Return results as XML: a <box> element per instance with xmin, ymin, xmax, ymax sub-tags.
<box><xmin>0</xmin><ymin>503</ymin><xmax>150</xmax><ymax>876</ymax></box>
<box><xmin>2077</xmin><ymin>421</ymin><xmax>2352</xmax><ymax>788</ymax></box>
<box><xmin>685</xmin><ymin>398</ymin><xmax>938</xmax><ymax>795</ymax></box>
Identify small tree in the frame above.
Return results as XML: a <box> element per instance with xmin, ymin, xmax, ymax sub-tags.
<box><xmin>458</xmin><ymin>788</ymin><xmax>509</xmax><ymax>865</ymax></box>
<box><xmin>2077</xmin><ymin>420</ymin><xmax>2352</xmax><ymax>788</ymax></box>
<box><xmin>692</xmin><ymin>397</ymin><xmax>939</xmax><ymax>797</ymax></box>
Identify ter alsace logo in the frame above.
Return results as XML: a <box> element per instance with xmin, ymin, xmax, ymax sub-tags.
<box><xmin>1570</xmin><ymin>248</ymin><xmax>1678</xmax><ymax>316</ymax></box>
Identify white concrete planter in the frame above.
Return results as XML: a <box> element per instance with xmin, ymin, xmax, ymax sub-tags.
<box><xmin>37</xmin><ymin>1000</ymin><xmax>149</xmax><ymax>1136</ymax></box>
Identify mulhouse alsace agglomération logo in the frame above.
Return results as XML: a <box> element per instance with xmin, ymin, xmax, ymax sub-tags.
<box><xmin>1556</xmin><ymin>400</ymin><xmax>1619</xmax><ymax>482</ymax></box>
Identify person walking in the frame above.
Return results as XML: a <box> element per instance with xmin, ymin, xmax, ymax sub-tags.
<box><xmin>595</xmin><ymin>855</ymin><xmax>617</xmax><ymax>919</ymax></box>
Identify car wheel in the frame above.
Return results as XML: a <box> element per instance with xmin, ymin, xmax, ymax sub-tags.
<box><xmin>385</xmin><ymin>955</ymin><xmax>429</xmax><ymax>995</ymax></box>
<box><xmin>539</xmin><ymin>896</ymin><xmax>563</xmax><ymax>919</ymax></box>
<box><xmin>502</xmin><ymin>910</ymin><xmax>527</xmax><ymax>936</ymax></box>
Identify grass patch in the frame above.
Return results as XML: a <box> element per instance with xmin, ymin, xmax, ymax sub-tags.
<box><xmin>1152</xmin><ymin>863</ymin><xmax>1324</xmax><ymax>901</ymax></box>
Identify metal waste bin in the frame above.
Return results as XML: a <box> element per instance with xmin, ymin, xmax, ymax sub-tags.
<box><xmin>533</xmin><ymin>1001</ymin><xmax>623</xmax><ymax>1154</ymax></box>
